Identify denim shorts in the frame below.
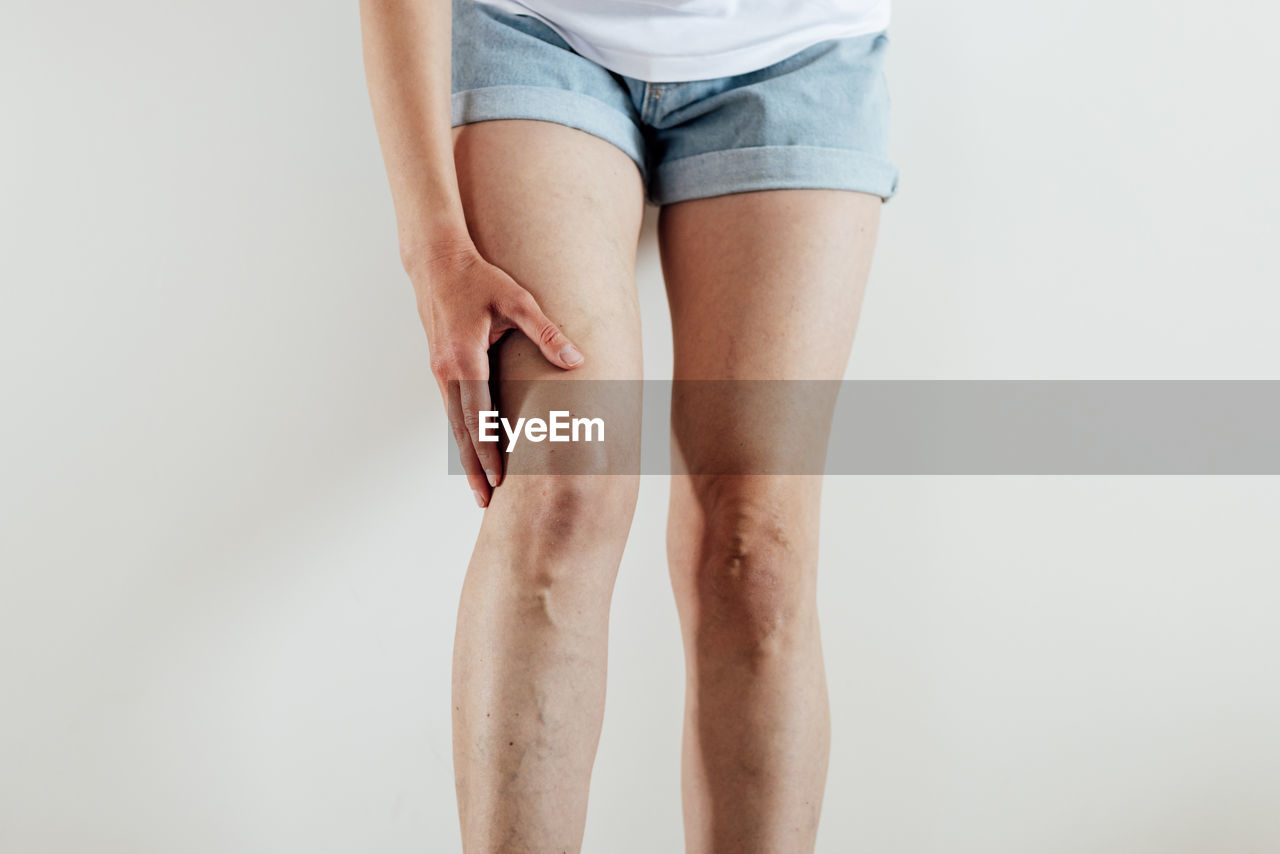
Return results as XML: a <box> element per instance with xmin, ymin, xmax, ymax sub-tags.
<box><xmin>451</xmin><ymin>0</ymin><xmax>899</xmax><ymax>206</ymax></box>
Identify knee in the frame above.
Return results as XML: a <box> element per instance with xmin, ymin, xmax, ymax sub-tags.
<box><xmin>485</xmin><ymin>475</ymin><xmax>638</xmax><ymax>625</ymax></box>
<box><xmin>498</xmin><ymin>473</ymin><xmax>639</xmax><ymax>567</ymax></box>
<box><xmin>685</xmin><ymin>479</ymin><xmax>815</xmax><ymax>659</ymax></box>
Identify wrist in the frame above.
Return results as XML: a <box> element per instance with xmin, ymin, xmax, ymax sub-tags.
<box><xmin>399</xmin><ymin>223</ymin><xmax>476</xmax><ymax>280</ymax></box>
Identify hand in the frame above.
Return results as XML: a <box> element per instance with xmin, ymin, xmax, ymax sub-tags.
<box><xmin>411</xmin><ymin>243</ymin><xmax>585</xmax><ymax>508</ymax></box>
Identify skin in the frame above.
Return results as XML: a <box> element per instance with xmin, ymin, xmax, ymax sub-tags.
<box><xmin>360</xmin><ymin>2</ymin><xmax>881</xmax><ymax>851</ymax></box>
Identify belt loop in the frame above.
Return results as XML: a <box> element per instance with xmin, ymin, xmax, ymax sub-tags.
<box><xmin>642</xmin><ymin>82</ymin><xmax>663</xmax><ymax>123</ymax></box>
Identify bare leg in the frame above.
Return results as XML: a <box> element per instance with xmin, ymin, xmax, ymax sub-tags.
<box><xmin>659</xmin><ymin>189</ymin><xmax>883</xmax><ymax>853</ymax></box>
<box><xmin>450</xmin><ymin>119</ymin><xmax>644</xmax><ymax>853</ymax></box>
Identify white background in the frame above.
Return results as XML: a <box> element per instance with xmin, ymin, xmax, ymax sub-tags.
<box><xmin>3</xmin><ymin>1</ymin><xmax>1278</xmax><ymax>852</ymax></box>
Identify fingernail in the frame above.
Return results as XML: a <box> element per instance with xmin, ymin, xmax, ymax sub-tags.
<box><xmin>559</xmin><ymin>345</ymin><xmax>583</xmax><ymax>366</ymax></box>
<box><xmin>485</xmin><ymin>469</ymin><xmax>498</xmax><ymax>487</ymax></box>
<box><xmin>473</xmin><ymin>490</ymin><xmax>485</xmax><ymax>508</ymax></box>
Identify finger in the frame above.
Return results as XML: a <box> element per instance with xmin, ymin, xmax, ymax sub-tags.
<box><xmin>500</xmin><ymin>291</ymin><xmax>585</xmax><ymax>370</ymax></box>
<box><xmin>457</xmin><ymin>357</ymin><xmax>502</xmax><ymax>489</ymax></box>
<box><xmin>445</xmin><ymin>378</ymin><xmax>492</xmax><ymax>508</ymax></box>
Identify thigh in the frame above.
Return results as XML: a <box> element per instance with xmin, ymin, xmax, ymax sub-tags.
<box><xmin>661</xmin><ymin>188</ymin><xmax>881</xmax><ymax>516</ymax></box>
<box><xmin>660</xmin><ymin>188</ymin><xmax>880</xmax><ymax>382</ymax></box>
<box><xmin>452</xmin><ymin>119</ymin><xmax>645</xmax><ymax>489</ymax></box>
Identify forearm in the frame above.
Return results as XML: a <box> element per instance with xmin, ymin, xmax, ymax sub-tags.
<box><xmin>360</xmin><ymin>0</ymin><xmax>470</xmax><ymax>272</ymax></box>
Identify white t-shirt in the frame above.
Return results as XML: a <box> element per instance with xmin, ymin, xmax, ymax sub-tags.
<box><xmin>471</xmin><ymin>0</ymin><xmax>891</xmax><ymax>82</ymax></box>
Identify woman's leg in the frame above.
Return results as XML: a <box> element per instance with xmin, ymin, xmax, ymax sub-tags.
<box><xmin>659</xmin><ymin>189</ymin><xmax>883</xmax><ymax>853</ymax></box>
<box><xmin>450</xmin><ymin>119</ymin><xmax>644</xmax><ymax>853</ymax></box>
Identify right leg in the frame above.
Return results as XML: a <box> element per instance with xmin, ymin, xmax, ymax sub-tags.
<box><xmin>449</xmin><ymin>119</ymin><xmax>644</xmax><ymax>853</ymax></box>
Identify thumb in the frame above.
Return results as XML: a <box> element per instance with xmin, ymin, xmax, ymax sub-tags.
<box><xmin>504</xmin><ymin>291</ymin><xmax>585</xmax><ymax>370</ymax></box>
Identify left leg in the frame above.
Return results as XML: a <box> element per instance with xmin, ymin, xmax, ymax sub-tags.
<box><xmin>661</xmin><ymin>189</ymin><xmax>882</xmax><ymax>853</ymax></box>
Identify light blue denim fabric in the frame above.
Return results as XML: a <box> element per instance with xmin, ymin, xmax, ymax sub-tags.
<box><xmin>451</xmin><ymin>0</ymin><xmax>899</xmax><ymax>206</ymax></box>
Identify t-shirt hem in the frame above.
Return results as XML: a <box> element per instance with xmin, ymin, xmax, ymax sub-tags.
<box><xmin>475</xmin><ymin>0</ymin><xmax>890</xmax><ymax>82</ymax></box>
